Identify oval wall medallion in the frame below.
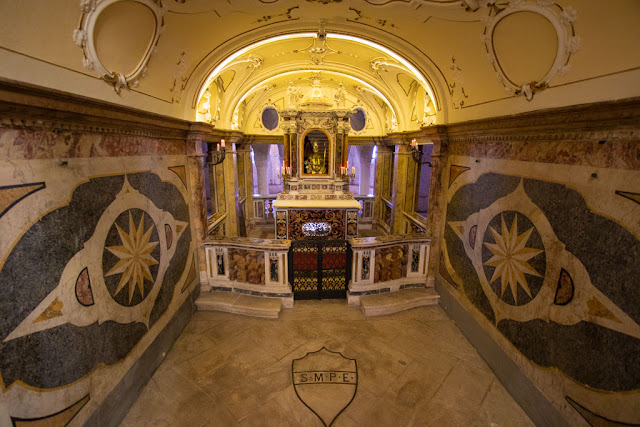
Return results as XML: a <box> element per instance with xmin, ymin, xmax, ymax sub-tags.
<box><xmin>481</xmin><ymin>1</ymin><xmax>580</xmax><ymax>101</ymax></box>
<box><xmin>74</xmin><ymin>0</ymin><xmax>166</xmax><ymax>94</ymax></box>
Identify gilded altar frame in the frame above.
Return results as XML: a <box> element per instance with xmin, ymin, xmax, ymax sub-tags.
<box><xmin>299</xmin><ymin>128</ymin><xmax>332</xmax><ymax>178</ymax></box>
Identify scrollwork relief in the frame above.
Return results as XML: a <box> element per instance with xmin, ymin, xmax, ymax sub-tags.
<box><xmin>481</xmin><ymin>0</ymin><xmax>580</xmax><ymax>101</ymax></box>
<box><xmin>74</xmin><ymin>0</ymin><xmax>166</xmax><ymax>94</ymax></box>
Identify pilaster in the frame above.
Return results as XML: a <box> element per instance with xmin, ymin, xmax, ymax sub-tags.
<box><xmin>186</xmin><ymin>122</ymin><xmax>212</xmax><ymax>285</ymax></box>
<box><xmin>390</xmin><ymin>143</ymin><xmax>411</xmax><ymax>234</ymax></box>
<box><xmin>422</xmin><ymin>125</ymin><xmax>449</xmax><ymax>282</ymax></box>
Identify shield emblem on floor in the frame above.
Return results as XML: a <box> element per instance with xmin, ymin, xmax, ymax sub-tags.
<box><xmin>292</xmin><ymin>347</ymin><xmax>358</xmax><ymax>427</ymax></box>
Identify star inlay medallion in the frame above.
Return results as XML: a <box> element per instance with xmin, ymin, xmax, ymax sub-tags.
<box><xmin>105</xmin><ymin>211</ymin><xmax>159</xmax><ymax>303</ymax></box>
<box><xmin>484</xmin><ymin>213</ymin><xmax>543</xmax><ymax>304</ymax></box>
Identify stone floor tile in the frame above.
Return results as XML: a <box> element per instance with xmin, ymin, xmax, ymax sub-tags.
<box><xmin>238</xmin><ymin>399</ymin><xmax>297</xmax><ymax>427</ymax></box>
<box><xmin>430</xmin><ymin>359</ymin><xmax>495</xmax><ymax>410</ymax></box>
<box><xmin>347</xmin><ymin>334</ymin><xmax>413</xmax><ymax>376</ymax></box>
<box><xmin>244</xmin><ymin>321</ymin><xmax>308</xmax><ymax>360</ymax></box>
<box><xmin>159</xmin><ymin>332</ymin><xmax>216</xmax><ymax>369</ymax></box>
<box><xmin>122</xmin><ymin>302</ymin><xmax>533</xmax><ymax>427</ymax></box>
<box><xmin>481</xmin><ymin>378</ymin><xmax>536</xmax><ymax>427</ymax></box>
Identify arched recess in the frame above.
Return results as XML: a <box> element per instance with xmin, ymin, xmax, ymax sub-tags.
<box><xmin>183</xmin><ymin>22</ymin><xmax>449</xmax><ymax>128</ymax></box>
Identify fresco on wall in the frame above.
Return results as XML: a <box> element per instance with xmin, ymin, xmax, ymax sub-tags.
<box><xmin>441</xmin><ymin>156</ymin><xmax>640</xmax><ymax>422</ymax></box>
<box><xmin>0</xmin><ymin>169</ymin><xmax>196</xmax><ymax>423</ymax></box>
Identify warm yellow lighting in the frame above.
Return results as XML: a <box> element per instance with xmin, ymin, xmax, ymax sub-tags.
<box><xmin>197</xmin><ymin>33</ymin><xmax>317</xmax><ymax>104</ymax></box>
<box><xmin>230</xmin><ymin>69</ymin><xmax>398</xmax><ymax>122</ymax></box>
<box><xmin>327</xmin><ymin>33</ymin><xmax>437</xmax><ymax>109</ymax></box>
<box><xmin>197</xmin><ymin>32</ymin><xmax>437</xmax><ymax>114</ymax></box>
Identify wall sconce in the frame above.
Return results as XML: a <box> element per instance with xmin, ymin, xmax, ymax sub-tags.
<box><xmin>207</xmin><ymin>139</ymin><xmax>226</xmax><ymax>165</ymax></box>
<box><xmin>410</xmin><ymin>138</ymin><xmax>432</xmax><ymax>167</ymax></box>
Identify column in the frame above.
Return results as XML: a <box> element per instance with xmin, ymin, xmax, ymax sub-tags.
<box><xmin>358</xmin><ymin>145</ymin><xmax>374</xmax><ymax>195</ymax></box>
<box><xmin>186</xmin><ymin>123</ymin><xmax>212</xmax><ymax>290</ymax></box>
<box><xmin>390</xmin><ymin>143</ymin><xmax>411</xmax><ymax>234</ymax></box>
<box><xmin>283</xmin><ymin>132</ymin><xmax>290</xmax><ymax>169</ymax></box>
<box><xmin>373</xmin><ymin>144</ymin><xmax>387</xmax><ymax>231</ymax></box>
<box><xmin>251</xmin><ymin>143</ymin><xmax>269</xmax><ymax>196</ymax></box>
<box><xmin>223</xmin><ymin>136</ymin><xmax>242</xmax><ymax>237</ymax></box>
<box><xmin>423</xmin><ymin>126</ymin><xmax>449</xmax><ymax>282</ymax></box>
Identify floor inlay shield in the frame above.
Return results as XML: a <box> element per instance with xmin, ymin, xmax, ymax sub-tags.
<box><xmin>292</xmin><ymin>347</ymin><xmax>358</xmax><ymax>426</ymax></box>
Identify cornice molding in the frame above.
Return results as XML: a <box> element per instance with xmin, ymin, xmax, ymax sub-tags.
<box><xmin>0</xmin><ymin>79</ymin><xmax>191</xmax><ymax>140</ymax></box>
<box><xmin>444</xmin><ymin>97</ymin><xmax>640</xmax><ymax>143</ymax></box>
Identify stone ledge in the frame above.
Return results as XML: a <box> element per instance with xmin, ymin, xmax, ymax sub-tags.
<box><xmin>360</xmin><ymin>287</ymin><xmax>439</xmax><ymax>317</ymax></box>
<box><xmin>196</xmin><ymin>290</ymin><xmax>282</xmax><ymax>319</ymax></box>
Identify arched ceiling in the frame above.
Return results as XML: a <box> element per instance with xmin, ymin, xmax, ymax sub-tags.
<box><xmin>194</xmin><ymin>33</ymin><xmax>437</xmax><ymax>135</ymax></box>
<box><xmin>1</xmin><ymin>0</ymin><xmax>639</xmax><ymax>126</ymax></box>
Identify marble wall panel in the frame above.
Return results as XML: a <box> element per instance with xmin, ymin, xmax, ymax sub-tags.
<box><xmin>374</xmin><ymin>244</ymin><xmax>408</xmax><ymax>283</ymax></box>
<box><xmin>0</xmin><ymin>126</ymin><xmax>197</xmax><ymax>425</ymax></box>
<box><xmin>228</xmin><ymin>248</ymin><xmax>265</xmax><ymax>285</ymax></box>
<box><xmin>440</xmin><ymin>150</ymin><xmax>640</xmax><ymax>425</ymax></box>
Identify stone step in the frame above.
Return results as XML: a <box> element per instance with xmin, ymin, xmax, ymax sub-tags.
<box><xmin>360</xmin><ymin>287</ymin><xmax>439</xmax><ymax>317</ymax></box>
<box><xmin>196</xmin><ymin>291</ymin><xmax>282</xmax><ymax>319</ymax></box>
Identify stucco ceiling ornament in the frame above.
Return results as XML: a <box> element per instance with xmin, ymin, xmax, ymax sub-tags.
<box><xmin>74</xmin><ymin>0</ymin><xmax>167</xmax><ymax>94</ymax></box>
<box><xmin>481</xmin><ymin>0</ymin><xmax>580</xmax><ymax>101</ymax></box>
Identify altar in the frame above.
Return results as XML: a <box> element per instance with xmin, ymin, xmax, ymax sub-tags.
<box><xmin>272</xmin><ymin>90</ymin><xmax>361</xmax><ymax>241</ymax></box>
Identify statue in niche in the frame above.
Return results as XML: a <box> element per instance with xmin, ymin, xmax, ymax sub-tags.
<box><xmin>303</xmin><ymin>130</ymin><xmax>329</xmax><ymax>175</ymax></box>
<box><xmin>305</xmin><ymin>141</ymin><xmax>327</xmax><ymax>174</ymax></box>
<box><xmin>287</xmin><ymin>82</ymin><xmax>301</xmax><ymax>108</ymax></box>
<box><xmin>334</xmin><ymin>82</ymin><xmax>346</xmax><ymax>108</ymax></box>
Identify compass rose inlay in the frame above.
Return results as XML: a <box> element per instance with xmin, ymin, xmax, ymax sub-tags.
<box><xmin>103</xmin><ymin>209</ymin><xmax>160</xmax><ymax>307</ymax></box>
<box><xmin>482</xmin><ymin>211</ymin><xmax>545</xmax><ymax>306</ymax></box>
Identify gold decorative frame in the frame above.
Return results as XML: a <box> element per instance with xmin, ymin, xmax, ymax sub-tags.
<box><xmin>299</xmin><ymin>128</ymin><xmax>332</xmax><ymax>177</ymax></box>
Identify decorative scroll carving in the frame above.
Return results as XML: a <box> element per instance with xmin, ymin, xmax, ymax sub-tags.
<box><xmin>75</xmin><ymin>0</ymin><xmax>166</xmax><ymax>94</ymax></box>
<box><xmin>481</xmin><ymin>0</ymin><xmax>580</xmax><ymax>101</ymax></box>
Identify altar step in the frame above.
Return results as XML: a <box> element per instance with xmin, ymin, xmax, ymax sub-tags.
<box><xmin>196</xmin><ymin>291</ymin><xmax>282</xmax><ymax>319</ymax></box>
<box><xmin>360</xmin><ymin>287</ymin><xmax>439</xmax><ymax>317</ymax></box>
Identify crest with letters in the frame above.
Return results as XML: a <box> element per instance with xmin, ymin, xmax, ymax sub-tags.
<box><xmin>292</xmin><ymin>347</ymin><xmax>358</xmax><ymax>426</ymax></box>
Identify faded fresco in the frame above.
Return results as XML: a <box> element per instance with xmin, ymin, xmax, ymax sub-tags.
<box><xmin>0</xmin><ymin>133</ymin><xmax>197</xmax><ymax>424</ymax></box>
<box><xmin>440</xmin><ymin>156</ymin><xmax>640</xmax><ymax>424</ymax></box>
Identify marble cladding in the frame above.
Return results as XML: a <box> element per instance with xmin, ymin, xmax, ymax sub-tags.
<box><xmin>436</xmin><ymin>101</ymin><xmax>640</xmax><ymax>425</ymax></box>
<box><xmin>0</xmin><ymin>128</ymin><xmax>186</xmax><ymax>159</ymax></box>
<box><xmin>0</xmin><ymin>87</ymin><xmax>203</xmax><ymax>425</ymax></box>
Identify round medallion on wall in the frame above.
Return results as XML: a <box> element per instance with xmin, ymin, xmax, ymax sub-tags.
<box><xmin>481</xmin><ymin>210</ymin><xmax>545</xmax><ymax>306</ymax></box>
<box><xmin>350</xmin><ymin>108</ymin><xmax>366</xmax><ymax>132</ymax></box>
<box><xmin>102</xmin><ymin>208</ymin><xmax>160</xmax><ymax>307</ymax></box>
<box><xmin>261</xmin><ymin>106</ymin><xmax>279</xmax><ymax>130</ymax></box>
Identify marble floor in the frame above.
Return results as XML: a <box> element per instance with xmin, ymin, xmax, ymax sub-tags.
<box><xmin>122</xmin><ymin>301</ymin><xmax>533</xmax><ymax>426</ymax></box>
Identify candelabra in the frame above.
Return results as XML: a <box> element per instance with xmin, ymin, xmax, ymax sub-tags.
<box><xmin>207</xmin><ymin>139</ymin><xmax>226</xmax><ymax>165</ymax></box>
<box><xmin>409</xmin><ymin>138</ymin><xmax>432</xmax><ymax>167</ymax></box>
<box><xmin>277</xmin><ymin>164</ymin><xmax>292</xmax><ymax>193</ymax></box>
<box><xmin>339</xmin><ymin>165</ymin><xmax>356</xmax><ymax>183</ymax></box>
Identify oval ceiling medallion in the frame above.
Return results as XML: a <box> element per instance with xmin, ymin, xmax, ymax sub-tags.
<box><xmin>482</xmin><ymin>1</ymin><xmax>580</xmax><ymax>101</ymax></box>
<box><xmin>74</xmin><ymin>0</ymin><xmax>166</xmax><ymax>94</ymax></box>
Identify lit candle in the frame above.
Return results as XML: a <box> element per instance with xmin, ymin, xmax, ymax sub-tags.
<box><xmin>216</xmin><ymin>143</ymin><xmax>220</xmax><ymax>151</ymax></box>
<box><xmin>352</xmin><ymin>166</ymin><xmax>355</xmax><ymax>174</ymax></box>
<box><xmin>221</xmin><ymin>139</ymin><xmax>226</xmax><ymax>148</ymax></box>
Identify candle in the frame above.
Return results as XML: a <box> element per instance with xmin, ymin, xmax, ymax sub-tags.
<box><xmin>352</xmin><ymin>166</ymin><xmax>355</xmax><ymax>174</ymax></box>
<box><xmin>216</xmin><ymin>143</ymin><xmax>220</xmax><ymax>151</ymax></box>
<box><xmin>221</xmin><ymin>139</ymin><xmax>225</xmax><ymax>148</ymax></box>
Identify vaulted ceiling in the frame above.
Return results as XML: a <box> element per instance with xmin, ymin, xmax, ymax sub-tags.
<box><xmin>1</xmin><ymin>0</ymin><xmax>639</xmax><ymax>132</ymax></box>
